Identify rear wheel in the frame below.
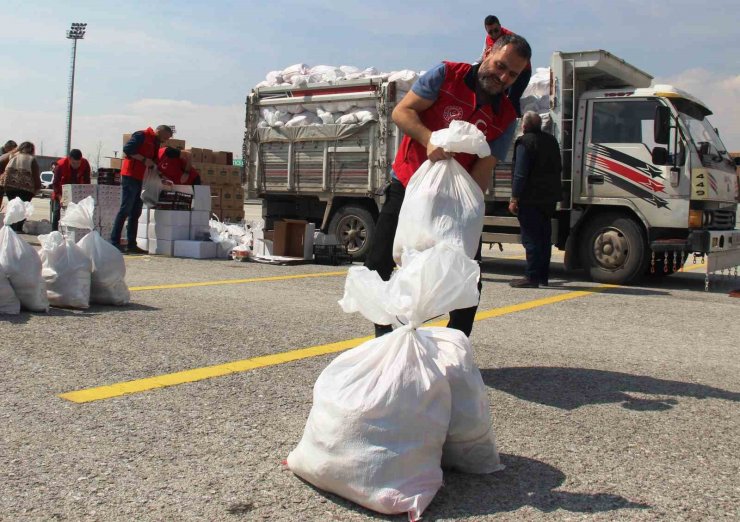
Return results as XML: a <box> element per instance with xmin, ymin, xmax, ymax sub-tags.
<box><xmin>328</xmin><ymin>205</ymin><xmax>375</xmax><ymax>260</ymax></box>
<box><xmin>579</xmin><ymin>213</ymin><xmax>647</xmax><ymax>285</ymax></box>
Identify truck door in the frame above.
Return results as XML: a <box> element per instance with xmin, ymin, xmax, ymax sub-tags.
<box><xmin>583</xmin><ymin>99</ymin><xmax>677</xmax><ymax>209</ymax></box>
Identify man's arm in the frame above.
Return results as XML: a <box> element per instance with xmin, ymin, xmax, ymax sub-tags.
<box><xmin>470</xmin><ymin>156</ymin><xmax>497</xmax><ymax>193</ymax></box>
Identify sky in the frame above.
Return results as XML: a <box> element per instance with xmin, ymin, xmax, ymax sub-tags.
<box><xmin>1</xmin><ymin>0</ymin><xmax>738</xmax><ymax>167</ymax></box>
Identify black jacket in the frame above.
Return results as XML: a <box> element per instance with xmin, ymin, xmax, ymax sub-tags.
<box><xmin>512</xmin><ymin>129</ymin><xmax>562</xmax><ymax>207</ymax></box>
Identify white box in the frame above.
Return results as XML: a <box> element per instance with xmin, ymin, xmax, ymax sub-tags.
<box><xmin>190</xmin><ymin>225</ymin><xmax>211</xmax><ymax>241</ymax></box>
<box><xmin>62</xmin><ymin>184</ymin><xmax>97</xmax><ymax>206</ymax></box>
<box><xmin>148</xmin><ymin>239</ymin><xmax>174</xmax><ymax>256</ymax></box>
<box><xmin>190</xmin><ymin>210</ymin><xmax>210</xmax><ymax>227</ymax></box>
<box><xmin>192</xmin><ymin>186</ymin><xmax>211</xmax><ymax>211</ymax></box>
<box><xmin>150</xmin><ymin>210</ymin><xmax>190</xmax><ymax>227</ymax></box>
<box><xmin>174</xmin><ymin>240</ymin><xmax>217</xmax><ymax>259</ymax></box>
<box><xmin>148</xmin><ymin>223</ymin><xmax>190</xmax><ymax>241</ymax></box>
<box><xmin>303</xmin><ymin>223</ymin><xmax>316</xmax><ymax>260</ymax></box>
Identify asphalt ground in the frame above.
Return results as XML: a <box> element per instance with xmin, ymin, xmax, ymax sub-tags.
<box><xmin>1</xmin><ymin>199</ymin><xmax>739</xmax><ymax>521</ymax></box>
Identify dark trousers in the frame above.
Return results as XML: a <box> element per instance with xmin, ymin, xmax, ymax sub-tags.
<box><xmin>364</xmin><ymin>180</ymin><xmax>483</xmax><ymax>338</ymax></box>
<box><xmin>4</xmin><ymin>189</ymin><xmax>33</xmax><ymax>232</ymax></box>
<box><xmin>51</xmin><ymin>199</ymin><xmax>61</xmax><ymax>231</ymax></box>
<box><xmin>111</xmin><ymin>176</ymin><xmax>143</xmax><ymax>245</ymax></box>
<box><xmin>507</xmin><ymin>66</ymin><xmax>532</xmax><ymax>117</ymax></box>
<box><xmin>518</xmin><ymin>204</ymin><xmax>554</xmax><ymax>285</ymax></box>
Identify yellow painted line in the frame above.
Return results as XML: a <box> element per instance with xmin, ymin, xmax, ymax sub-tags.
<box><xmin>59</xmin><ymin>285</ymin><xmax>611</xmax><ymax>403</ymax></box>
<box><xmin>128</xmin><ymin>271</ymin><xmax>347</xmax><ymax>291</ymax></box>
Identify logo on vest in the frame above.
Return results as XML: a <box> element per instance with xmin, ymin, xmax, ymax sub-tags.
<box><xmin>474</xmin><ymin>119</ymin><xmax>488</xmax><ymax>132</ymax></box>
<box><xmin>443</xmin><ymin>105</ymin><xmax>464</xmax><ymax>123</ymax></box>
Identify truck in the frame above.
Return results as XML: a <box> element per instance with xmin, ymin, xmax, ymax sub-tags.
<box><xmin>243</xmin><ymin>50</ymin><xmax>740</xmax><ymax>285</ymax></box>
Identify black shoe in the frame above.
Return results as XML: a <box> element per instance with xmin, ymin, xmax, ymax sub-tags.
<box><xmin>126</xmin><ymin>245</ymin><xmax>149</xmax><ymax>255</ymax></box>
<box><xmin>509</xmin><ymin>278</ymin><xmax>539</xmax><ymax>288</ymax></box>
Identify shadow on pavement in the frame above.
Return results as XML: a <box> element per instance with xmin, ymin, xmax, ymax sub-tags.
<box><xmin>427</xmin><ymin>454</ymin><xmax>649</xmax><ymax>519</ymax></box>
<box><xmin>481</xmin><ymin>367</ymin><xmax>740</xmax><ymax>411</ymax></box>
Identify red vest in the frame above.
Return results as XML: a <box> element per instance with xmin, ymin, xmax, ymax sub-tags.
<box><xmin>52</xmin><ymin>157</ymin><xmax>91</xmax><ymax>201</ymax></box>
<box><xmin>122</xmin><ymin>127</ymin><xmax>159</xmax><ymax>181</ymax></box>
<box><xmin>484</xmin><ymin>27</ymin><xmax>532</xmax><ymax>70</ymax></box>
<box><xmin>157</xmin><ymin>147</ymin><xmax>188</xmax><ymax>184</ymax></box>
<box><xmin>392</xmin><ymin>61</ymin><xmax>517</xmax><ymax>187</ymax></box>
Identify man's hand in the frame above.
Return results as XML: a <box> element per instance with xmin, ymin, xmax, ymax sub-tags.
<box><xmin>508</xmin><ymin>199</ymin><xmax>519</xmax><ymax>215</ymax></box>
<box><xmin>179</xmin><ymin>173</ymin><xmax>190</xmax><ymax>184</ymax></box>
<box><xmin>426</xmin><ymin>142</ymin><xmax>454</xmax><ymax>162</ymax></box>
<box><xmin>144</xmin><ymin>158</ymin><xmax>156</xmax><ymax>168</ymax></box>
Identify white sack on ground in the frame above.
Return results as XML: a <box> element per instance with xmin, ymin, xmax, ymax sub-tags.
<box><xmin>289</xmin><ymin>244</ymin><xmax>482</xmax><ymax>520</ymax></box>
<box><xmin>38</xmin><ymin>231</ymin><xmax>92</xmax><ymax>309</ymax></box>
<box><xmin>393</xmin><ymin>121</ymin><xmax>487</xmax><ymax>263</ymax></box>
<box><xmin>62</xmin><ymin>197</ymin><xmax>130</xmax><ymax>306</ymax></box>
<box><xmin>0</xmin><ymin>198</ymin><xmax>49</xmax><ymax>312</ymax></box>
<box><xmin>0</xmin><ymin>265</ymin><xmax>20</xmax><ymax>315</ymax></box>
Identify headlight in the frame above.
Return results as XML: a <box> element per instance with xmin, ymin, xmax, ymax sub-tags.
<box><xmin>689</xmin><ymin>209</ymin><xmax>703</xmax><ymax>228</ymax></box>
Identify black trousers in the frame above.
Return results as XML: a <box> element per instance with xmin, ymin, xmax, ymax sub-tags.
<box><xmin>518</xmin><ymin>203</ymin><xmax>555</xmax><ymax>285</ymax></box>
<box><xmin>364</xmin><ymin>180</ymin><xmax>483</xmax><ymax>337</ymax></box>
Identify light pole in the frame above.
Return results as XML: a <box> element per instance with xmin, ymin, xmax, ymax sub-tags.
<box><xmin>65</xmin><ymin>22</ymin><xmax>87</xmax><ymax>155</ymax></box>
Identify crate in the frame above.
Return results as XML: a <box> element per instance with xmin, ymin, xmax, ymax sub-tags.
<box><xmin>313</xmin><ymin>244</ymin><xmax>353</xmax><ymax>266</ymax></box>
<box><xmin>157</xmin><ymin>190</ymin><xmax>193</xmax><ymax>211</ymax></box>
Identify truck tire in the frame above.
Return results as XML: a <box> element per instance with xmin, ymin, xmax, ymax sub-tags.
<box><xmin>328</xmin><ymin>205</ymin><xmax>375</xmax><ymax>261</ymax></box>
<box><xmin>579</xmin><ymin>213</ymin><xmax>647</xmax><ymax>285</ymax></box>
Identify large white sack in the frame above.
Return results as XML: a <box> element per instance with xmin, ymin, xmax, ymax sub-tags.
<box><xmin>265</xmin><ymin>70</ymin><xmax>283</xmax><ymax>85</ymax></box>
<box><xmin>290</xmin><ymin>244</ymin><xmax>481</xmax><ymax>520</ymax></box>
<box><xmin>335</xmin><ymin>113</ymin><xmax>359</xmax><ymax>125</ymax></box>
<box><xmin>315</xmin><ymin>108</ymin><xmax>335</xmax><ymax>124</ymax></box>
<box><xmin>0</xmin><ymin>199</ymin><xmax>48</xmax><ymax>312</ymax></box>
<box><xmin>281</xmin><ymin>63</ymin><xmax>309</xmax><ymax>82</ymax></box>
<box><xmin>285</xmin><ymin>112</ymin><xmax>322</xmax><ymax>127</ymax></box>
<box><xmin>353</xmin><ymin>109</ymin><xmax>378</xmax><ymax>123</ymax></box>
<box><xmin>38</xmin><ymin>231</ymin><xmax>92</xmax><ymax>309</ymax></box>
<box><xmin>389</xmin><ymin>70</ymin><xmax>420</xmax><ymax>91</ymax></box>
<box><xmin>523</xmin><ymin>67</ymin><xmax>550</xmax><ymax>99</ymax></box>
<box><xmin>392</xmin><ymin>121</ymin><xmax>488</xmax><ymax>264</ymax></box>
<box><xmin>62</xmin><ymin>196</ymin><xmax>130</xmax><ymax>306</ymax></box>
<box><xmin>0</xmin><ymin>265</ymin><xmax>20</xmax><ymax>315</ymax></box>
<box><xmin>260</xmin><ymin>108</ymin><xmax>291</xmax><ymax>127</ymax></box>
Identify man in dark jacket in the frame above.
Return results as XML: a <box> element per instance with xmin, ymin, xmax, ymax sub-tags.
<box><xmin>508</xmin><ymin>111</ymin><xmax>562</xmax><ymax>288</ymax></box>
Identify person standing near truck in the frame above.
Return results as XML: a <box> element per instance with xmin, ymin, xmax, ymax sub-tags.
<box><xmin>51</xmin><ymin>149</ymin><xmax>91</xmax><ymax>231</ymax></box>
<box><xmin>365</xmin><ymin>33</ymin><xmax>531</xmax><ymax>338</ymax></box>
<box><xmin>479</xmin><ymin>15</ymin><xmax>532</xmax><ymax>117</ymax></box>
<box><xmin>508</xmin><ymin>111</ymin><xmax>562</xmax><ymax>288</ymax></box>
<box><xmin>111</xmin><ymin>125</ymin><xmax>173</xmax><ymax>253</ymax></box>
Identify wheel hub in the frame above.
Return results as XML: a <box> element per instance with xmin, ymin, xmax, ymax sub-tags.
<box><xmin>337</xmin><ymin>216</ymin><xmax>366</xmax><ymax>253</ymax></box>
<box><xmin>593</xmin><ymin>229</ymin><xmax>629</xmax><ymax>270</ymax></box>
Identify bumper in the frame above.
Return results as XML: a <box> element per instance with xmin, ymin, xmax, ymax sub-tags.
<box><xmin>689</xmin><ymin>229</ymin><xmax>740</xmax><ymax>273</ymax></box>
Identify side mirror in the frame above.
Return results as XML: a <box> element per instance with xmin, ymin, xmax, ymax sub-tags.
<box><xmin>654</xmin><ymin>106</ymin><xmax>671</xmax><ymax>145</ymax></box>
<box><xmin>698</xmin><ymin>142</ymin><xmax>710</xmax><ymax>157</ymax></box>
<box><xmin>651</xmin><ymin>146</ymin><xmax>669</xmax><ymax>165</ymax></box>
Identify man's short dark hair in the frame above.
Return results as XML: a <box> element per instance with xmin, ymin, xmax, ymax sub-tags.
<box><xmin>69</xmin><ymin>149</ymin><xmax>82</xmax><ymax>160</ymax></box>
<box><xmin>156</xmin><ymin>125</ymin><xmax>174</xmax><ymax>135</ymax></box>
<box><xmin>484</xmin><ymin>15</ymin><xmax>500</xmax><ymax>25</ymax></box>
<box><xmin>164</xmin><ymin>147</ymin><xmax>181</xmax><ymax>159</ymax></box>
<box><xmin>492</xmin><ymin>33</ymin><xmax>532</xmax><ymax>61</ymax></box>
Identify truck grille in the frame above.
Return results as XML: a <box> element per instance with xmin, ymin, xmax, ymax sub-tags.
<box><xmin>711</xmin><ymin>209</ymin><xmax>736</xmax><ymax>230</ymax></box>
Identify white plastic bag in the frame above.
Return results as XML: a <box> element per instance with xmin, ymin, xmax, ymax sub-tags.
<box><xmin>285</xmin><ymin>112</ymin><xmax>322</xmax><ymax>127</ymax></box>
<box><xmin>392</xmin><ymin>121</ymin><xmax>488</xmax><ymax>264</ymax></box>
<box><xmin>0</xmin><ymin>198</ymin><xmax>49</xmax><ymax>312</ymax></box>
<box><xmin>62</xmin><ymin>196</ymin><xmax>130</xmax><ymax>306</ymax></box>
<box><xmin>0</xmin><ymin>265</ymin><xmax>20</xmax><ymax>315</ymax></box>
<box><xmin>289</xmin><ymin>244</ymin><xmax>483</xmax><ymax>520</ymax></box>
<box><xmin>38</xmin><ymin>231</ymin><xmax>92</xmax><ymax>309</ymax></box>
<box><xmin>140</xmin><ymin>167</ymin><xmax>162</xmax><ymax>207</ymax></box>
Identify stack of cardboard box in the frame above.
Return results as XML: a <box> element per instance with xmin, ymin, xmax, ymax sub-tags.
<box><xmin>114</xmin><ymin>133</ymin><xmax>243</xmax><ymax>222</ymax></box>
<box><xmin>61</xmin><ymin>185</ymin><xmax>122</xmax><ymax>242</ymax></box>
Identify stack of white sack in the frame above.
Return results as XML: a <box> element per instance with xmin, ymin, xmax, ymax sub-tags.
<box><xmin>287</xmin><ymin>242</ymin><xmax>502</xmax><ymax>521</ymax></box>
<box><xmin>38</xmin><ymin>231</ymin><xmax>92</xmax><ymax>309</ymax></box>
<box><xmin>208</xmin><ymin>218</ymin><xmax>258</xmax><ymax>258</ymax></box>
<box><xmin>520</xmin><ymin>67</ymin><xmax>551</xmax><ymax>117</ymax></box>
<box><xmin>0</xmin><ymin>198</ymin><xmax>49</xmax><ymax>313</ymax></box>
<box><xmin>393</xmin><ymin>120</ymin><xmax>489</xmax><ymax>264</ymax></box>
<box><xmin>60</xmin><ymin>196</ymin><xmax>130</xmax><ymax>306</ymax></box>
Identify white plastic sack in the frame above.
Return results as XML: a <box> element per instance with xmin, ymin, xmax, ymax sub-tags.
<box><xmin>38</xmin><ymin>231</ymin><xmax>92</xmax><ymax>309</ymax></box>
<box><xmin>289</xmin><ymin>244</ymin><xmax>483</xmax><ymax>520</ymax></box>
<box><xmin>281</xmin><ymin>63</ymin><xmax>309</xmax><ymax>82</ymax></box>
<box><xmin>140</xmin><ymin>167</ymin><xmax>162</xmax><ymax>207</ymax></box>
<box><xmin>0</xmin><ymin>199</ymin><xmax>49</xmax><ymax>312</ymax></box>
<box><xmin>335</xmin><ymin>113</ymin><xmax>359</xmax><ymax>125</ymax></box>
<box><xmin>266</xmin><ymin>70</ymin><xmax>283</xmax><ymax>85</ymax></box>
<box><xmin>389</xmin><ymin>70</ymin><xmax>420</xmax><ymax>91</ymax></box>
<box><xmin>393</xmin><ymin>121</ymin><xmax>488</xmax><ymax>264</ymax></box>
<box><xmin>0</xmin><ymin>265</ymin><xmax>20</xmax><ymax>315</ymax></box>
<box><xmin>60</xmin><ymin>196</ymin><xmax>96</xmax><ymax>231</ymax></box>
<box><xmin>315</xmin><ymin>108</ymin><xmax>335</xmax><ymax>124</ymax></box>
<box><xmin>77</xmin><ymin>231</ymin><xmax>130</xmax><ymax>305</ymax></box>
<box><xmin>353</xmin><ymin>109</ymin><xmax>378</xmax><ymax>123</ymax></box>
<box><xmin>261</xmin><ymin>108</ymin><xmax>292</xmax><ymax>128</ymax></box>
<box><xmin>285</xmin><ymin>112</ymin><xmax>322</xmax><ymax>127</ymax></box>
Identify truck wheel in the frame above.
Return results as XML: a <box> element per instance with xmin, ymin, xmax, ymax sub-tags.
<box><xmin>579</xmin><ymin>213</ymin><xmax>647</xmax><ymax>285</ymax></box>
<box><xmin>328</xmin><ymin>205</ymin><xmax>375</xmax><ymax>260</ymax></box>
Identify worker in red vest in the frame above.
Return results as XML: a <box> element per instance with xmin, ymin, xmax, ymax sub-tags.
<box><xmin>157</xmin><ymin>147</ymin><xmax>201</xmax><ymax>185</ymax></box>
<box><xmin>111</xmin><ymin>125</ymin><xmax>173</xmax><ymax>253</ymax></box>
<box><xmin>364</xmin><ymin>33</ymin><xmax>531</xmax><ymax>338</ymax></box>
<box><xmin>479</xmin><ymin>15</ymin><xmax>532</xmax><ymax>117</ymax></box>
<box><xmin>51</xmin><ymin>149</ymin><xmax>91</xmax><ymax>231</ymax></box>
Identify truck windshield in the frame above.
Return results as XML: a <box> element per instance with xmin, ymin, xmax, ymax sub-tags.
<box><xmin>671</xmin><ymin>98</ymin><xmax>734</xmax><ymax>172</ymax></box>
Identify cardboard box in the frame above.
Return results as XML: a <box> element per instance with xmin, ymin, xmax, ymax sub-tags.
<box><xmin>109</xmin><ymin>157</ymin><xmax>122</xmax><ymax>169</ymax></box>
<box><xmin>148</xmin><ymin>239</ymin><xmax>175</xmax><ymax>256</ymax></box>
<box><xmin>186</xmin><ymin>147</ymin><xmax>203</xmax><ymax>164</ymax></box>
<box><xmin>220</xmin><ymin>188</ymin><xmax>243</xmax><ymax>209</ymax></box>
<box><xmin>201</xmin><ymin>149</ymin><xmax>214</xmax><ymax>164</ymax></box>
<box><xmin>161</xmin><ymin>138</ymin><xmax>185</xmax><ymax>150</ymax></box>
<box><xmin>212</xmin><ymin>151</ymin><xmax>229</xmax><ymax>165</ymax></box>
<box><xmin>62</xmin><ymin>184</ymin><xmax>97</xmax><ymax>207</ymax></box>
<box><xmin>150</xmin><ymin>210</ymin><xmax>190</xmax><ymax>227</ymax></box>
<box><xmin>174</xmin><ymin>240</ymin><xmax>217</xmax><ymax>259</ymax></box>
<box><xmin>272</xmin><ymin>219</ymin><xmax>315</xmax><ymax>259</ymax></box>
<box><xmin>148</xmin><ymin>223</ymin><xmax>190</xmax><ymax>241</ymax></box>
<box><xmin>122</xmin><ymin>133</ymin><xmax>132</xmax><ymax>148</ymax></box>
<box><xmin>192</xmin><ymin>186</ymin><xmax>211</xmax><ymax>211</ymax></box>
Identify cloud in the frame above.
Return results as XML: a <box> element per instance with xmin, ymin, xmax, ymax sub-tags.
<box><xmin>0</xmin><ymin>98</ymin><xmax>244</xmax><ymax>166</ymax></box>
<box><xmin>653</xmin><ymin>69</ymin><xmax>740</xmax><ymax>151</ymax></box>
